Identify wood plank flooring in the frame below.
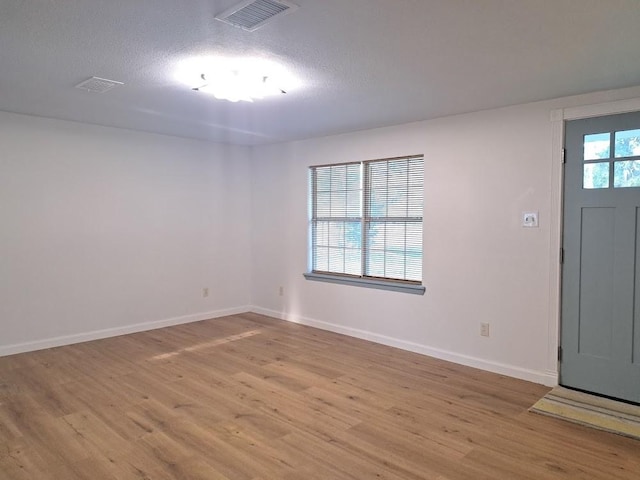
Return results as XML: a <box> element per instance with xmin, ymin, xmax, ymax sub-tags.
<box><xmin>1</xmin><ymin>313</ymin><xmax>638</xmax><ymax>479</ymax></box>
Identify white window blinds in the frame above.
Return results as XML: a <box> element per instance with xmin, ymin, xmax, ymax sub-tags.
<box><xmin>310</xmin><ymin>155</ymin><xmax>423</xmax><ymax>284</ymax></box>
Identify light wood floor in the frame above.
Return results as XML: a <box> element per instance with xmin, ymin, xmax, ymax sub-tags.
<box><xmin>1</xmin><ymin>313</ymin><xmax>638</xmax><ymax>479</ymax></box>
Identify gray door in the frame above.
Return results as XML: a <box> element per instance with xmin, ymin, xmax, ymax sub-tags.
<box><xmin>561</xmin><ymin>111</ymin><xmax>640</xmax><ymax>404</ymax></box>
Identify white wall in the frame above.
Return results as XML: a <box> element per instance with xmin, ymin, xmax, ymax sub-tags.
<box><xmin>4</xmin><ymin>86</ymin><xmax>640</xmax><ymax>385</ymax></box>
<box><xmin>249</xmin><ymin>86</ymin><xmax>640</xmax><ymax>386</ymax></box>
<box><xmin>0</xmin><ymin>112</ymin><xmax>252</xmax><ymax>355</ymax></box>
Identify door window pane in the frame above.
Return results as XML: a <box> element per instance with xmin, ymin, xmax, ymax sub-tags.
<box><xmin>584</xmin><ymin>133</ymin><xmax>610</xmax><ymax>160</ymax></box>
<box><xmin>583</xmin><ymin>162</ymin><xmax>609</xmax><ymax>189</ymax></box>
<box><xmin>614</xmin><ymin>129</ymin><xmax>640</xmax><ymax>158</ymax></box>
<box><xmin>614</xmin><ymin>160</ymin><xmax>640</xmax><ymax>188</ymax></box>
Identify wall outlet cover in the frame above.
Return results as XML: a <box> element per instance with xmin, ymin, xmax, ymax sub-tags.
<box><xmin>522</xmin><ymin>212</ymin><xmax>539</xmax><ymax>228</ymax></box>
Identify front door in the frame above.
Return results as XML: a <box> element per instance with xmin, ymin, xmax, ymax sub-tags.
<box><xmin>561</xmin><ymin>111</ymin><xmax>640</xmax><ymax>404</ymax></box>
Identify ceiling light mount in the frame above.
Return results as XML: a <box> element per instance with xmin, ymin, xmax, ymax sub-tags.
<box><xmin>193</xmin><ymin>72</ymin><xmax>286</xmax><ymax>103</ymax></box>
<box><xmin>175</xmin><ymin>55</ymin><xmax>300</xmax><ymax>103</ymax></box>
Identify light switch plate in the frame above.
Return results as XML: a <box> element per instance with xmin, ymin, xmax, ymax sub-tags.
<box><xmin>522</xmin><ymin>212</ymin><xmax>539</xmax><ymax>228</ymax></box>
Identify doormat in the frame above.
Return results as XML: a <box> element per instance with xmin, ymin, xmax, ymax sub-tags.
<box><xmin>529</xmin><ymin>386</ymin><xmax>640</xmax><ymax>441</ymax></box>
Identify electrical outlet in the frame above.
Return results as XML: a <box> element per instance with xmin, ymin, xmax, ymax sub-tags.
<box><xmin>278</xmin><ymin>286</ymin><xmax>284</xmax><ymax>296</ymax></box>
<box><xmin>480</xmin><ymin>322</ymin><xmax>490</xmax><ymax>337</ymax></box>
<box><xmin>202</xmin><ymin>287</ymin><xmax>209</xmax><ymax>298</ymax></box>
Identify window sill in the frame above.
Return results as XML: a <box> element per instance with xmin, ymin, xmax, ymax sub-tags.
<box><xmin>303</xmin><ymin>272</ymin><xmax>425</xmax><ymax>295</ymax></box>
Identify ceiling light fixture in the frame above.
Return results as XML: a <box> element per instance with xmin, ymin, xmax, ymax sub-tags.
<box><xmin>193</xmin><ymin>72</ymin><xmax>285</xmax><ymax>103</ymax></box>
<box><xmin>175</xmin><ymin>56</ymin><xmax>299</xmax><ymax>103</ymax></box>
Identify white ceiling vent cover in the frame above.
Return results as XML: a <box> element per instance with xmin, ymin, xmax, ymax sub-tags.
<box><xmin>215</xmin><ymin>0</ymin><xmax>298</xmax><ymax>31</ymax></box>
<box><xmin>74</xmin><ymin>77</ymin><xmax>124</xmax><ymax>93</ymax></box>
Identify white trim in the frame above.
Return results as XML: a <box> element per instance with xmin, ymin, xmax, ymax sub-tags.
<box><xmin>547</xmin><ymin>108</ymin><xmax>564</xmax><ymax>380</ymax></box>
<box><xmin>549</xmin><ymin>96</ymin><xmax>640</xmax><ymax>387</ymax></box>
<box><xmin>0</xmin><ymin>306</ymin><xmax>251</xmax><ymax>357</ymax></box>
<box><xmin>303</xmin><ymin>272</ymin><xmax>425</xmax><ymax>295</ymax></box>
<box><xmin>251</xmin><ymin>306</ymin><xmax>557</xmax><ymax>386</ymax></box>
<box><xmin>561</xmin><ymin>97</ymin><xmax>640</xmax><ymax>121</ymax></box>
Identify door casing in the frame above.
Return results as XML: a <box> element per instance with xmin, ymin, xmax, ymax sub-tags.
<box><xmin>548</xmin><ymin>97</ymin><xmax>640</xmax><ymax>388</ymax></box>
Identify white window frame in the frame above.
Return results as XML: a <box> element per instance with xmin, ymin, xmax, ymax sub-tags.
<box><xmin>304</xmin><ymin>155</ymin><xmax>425</xmax><ymax>295</ymax></box>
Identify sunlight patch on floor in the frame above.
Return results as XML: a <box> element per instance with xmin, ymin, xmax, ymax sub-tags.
<box><xmin>150</xmin><ymin>329</ymin><xmax>262</xmax><ymax>360</ymax></box>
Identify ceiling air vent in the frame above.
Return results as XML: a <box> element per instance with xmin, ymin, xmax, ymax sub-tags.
<box><xmin>74</xmin><ymin>77</ymin><xmax>123</xmax><ymax>93</ymax></box>
<box><xmin>215</xmin><ymin>0</ymin><xmax>298</xmax><ymax>31</ymax></box>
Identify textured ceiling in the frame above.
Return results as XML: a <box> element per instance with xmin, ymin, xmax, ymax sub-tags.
<box><xmin>1</xmin><ymin>0</ymin><xmax>640</xmax><ymax>145</ymax></box>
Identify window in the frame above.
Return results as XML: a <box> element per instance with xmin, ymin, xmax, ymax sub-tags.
<box><xmin>305</xmin><ymin>155</ymin><xmax>424</xmax><ymax>294</ymax></box>
<box><xmin>583</xmin><ymin>129</ymin><xmax>640</xmax><ymax>189</ymax></box>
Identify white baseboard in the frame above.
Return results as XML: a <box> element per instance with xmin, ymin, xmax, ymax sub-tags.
<box><xmin>251</xmin><ymin>306</ymin><xmax>558</xmax><ymax>387</ymax></box>
<box><xmin>0</xmin><ymin>306</ymin><xmax>251</xmax><ymax>357</ymax></box>
<box><xmin>2</xmin><ymin>304</ymin><xmax>558</xmax><ymax>387</ymax></box>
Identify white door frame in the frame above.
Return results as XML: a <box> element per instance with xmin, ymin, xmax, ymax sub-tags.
<box><xmin>547</xmin><ymin>96</ymin><xmax>640</xmax><ymax>386</ymax></box>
